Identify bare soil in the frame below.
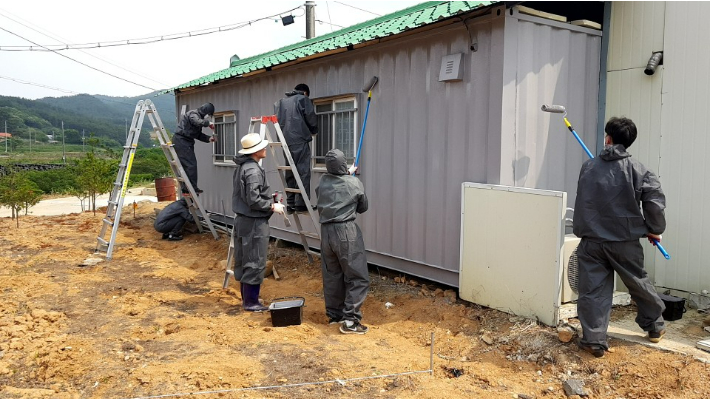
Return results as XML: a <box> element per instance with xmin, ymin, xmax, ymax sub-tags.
<box><xmin>1</xmin><ymin>202</ymin><xmax>709</xmax><ymax>399</ymax></box>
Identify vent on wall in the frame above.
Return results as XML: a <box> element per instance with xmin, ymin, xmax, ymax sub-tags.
<box><xmin>438</xmin><ymin>53</ymin><xmax>464</xmax><ymax>82</ymax></box>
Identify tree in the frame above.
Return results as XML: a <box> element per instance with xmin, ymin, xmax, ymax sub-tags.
<box><xmin>0</xmin><ymin>169</ymin><xmax>42</xmax><ymax>227</ymax></box>
<box><xmin>74</xmin><ymin>152</ymin><xmax>116</xmax><ymax>214</ymax></box>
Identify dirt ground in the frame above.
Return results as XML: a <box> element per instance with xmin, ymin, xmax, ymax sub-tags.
<box><xmin>1</xmin><ymin>201</ymin><xmax>710</xmax><ymax>399</ymax></box>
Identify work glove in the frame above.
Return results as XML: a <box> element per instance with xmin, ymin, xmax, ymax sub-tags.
<box><xmin>348</xmin><ymin>164</ymin><xmax>358</xmax><ymax>175</ymax></box>
<box><xmin>272</xmin><ymin>203</ymin><xmax>285</xmax><ymax>215</ymax></box>
<box><xmin>209</xmin><ymin>122</ymin><xmax>215</xmax><ymax>130</ymax></box>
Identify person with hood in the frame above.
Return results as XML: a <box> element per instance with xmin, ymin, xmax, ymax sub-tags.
<box><xmin>274</xmin><ymin>84</ymin><xmax>318</xmax><ymax>213</ymax></box>
<box><xmin>173</xmin><ymin>102</ymin><xmax>217</xmax><ymax>195</ymax></box>
<box><xmin>231</xmin><ymin>133</ymin><xmax>285</xmax><ymax>312</ymax></box>
<box><xmin>316</xmin><ymin>149</ymin><xmax>369</xmax><ymax>334</ymax></box>
<box><xmin>573</xmin><ymin>116</ymin><xmax>667</xmax><ymax>358</ymax></box>
<box><xmin>153</xmin><ymin>198</ymin><xmax>194</xmax><ymax>241</ymax></box>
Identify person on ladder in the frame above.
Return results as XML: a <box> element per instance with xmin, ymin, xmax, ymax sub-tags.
<box><xmin>274</xmin><ymin>84</ymin><xmax>318</xmax><ymax>213</ymax></box>
<box><xmin>316</xmin><ymin>149</ymin><xmax>370</xmax><ymax>334</ymax></box>
<box><xmin>231</xmin><ymin>133</ymin><xmax>286</xmax><ymax>312</ymax></box>
<box><xmin>153</xmin><ymin>198</ymin><xmax>194</xmax><ymax>241</ymax></box>
<box><xmin>173</xmin><ymin>102</ymin><xmax>216</xmax><ymax>195</ymax></box>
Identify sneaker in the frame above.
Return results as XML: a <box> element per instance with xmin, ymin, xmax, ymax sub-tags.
<box><xmin>167</xmin><ymin>233</ymin><xmax>183</xmax><ymax>241</ymax></box>
<box><xmin>339</xmin><ymin>320</ymin><xmax>368</xmax><ymax>335</ymax></box>
<box><xmin>648</xmin><ymin>329</ymin><xmax>666</xmax><ymax>343</ymax></box>
<box><xmin>162</xmin><ymin>233</ymin><xmax>169</xmax><ymax>240</ymax></box>
<box><xmin>577</xmin><ymin>342</ymin><xmax>605</xmax><ymax>358</ymax></box>
<box><xmin>328</xmin><ymin>317</ymin><xmax>345</xmax><ymax>325</ymax></box>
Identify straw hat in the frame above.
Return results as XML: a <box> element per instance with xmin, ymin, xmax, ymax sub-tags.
<box><xmin>238</xmin><ymin>133</ymin><xmax>269</xmax><ymax>154</ymax></box>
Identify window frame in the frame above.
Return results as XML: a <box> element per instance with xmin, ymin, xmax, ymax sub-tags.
<box><xmin>212</xmin><ymin>111</ymin><xmax>239</xmax><ymax>166</ymax></box>
<box><xmin>312</xmin><ymin>94</ymin><xmax>359</xmax><ymax>169</ymax></box>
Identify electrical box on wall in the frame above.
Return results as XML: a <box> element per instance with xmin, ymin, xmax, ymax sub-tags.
<box><xmin>439</xmin><ymin>53</ymin><xmax>464</xmax><ymax>82</ymax></box>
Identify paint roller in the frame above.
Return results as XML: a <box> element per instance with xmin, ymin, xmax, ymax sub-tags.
<box><xmin>542</xmin><ymin>104</ymin><xmax>671</xmax><ymax>260</ymax></box>
<box><xmin>352</xmin><ymin>76</ymin><xmax>379</xmax><ymax>175</ymax></box>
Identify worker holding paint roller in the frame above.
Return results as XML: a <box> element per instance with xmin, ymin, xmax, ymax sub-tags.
<box><xmin>274</xmin><ymin>84</ymin><xmax>318</xmax><ymax>214</ymax></box>
<box><xmin>316</xmin><ymin>149</ymin><xmax>370</xmax><ymax>334</ymax></box>
<box><xmin>573</xmin><ymin>117</ymin><xmax>667</xmax><ymax>357</ymax></box>
<box><xmin>230</xmin><ymin>133</ymin><xmax>285</xmax><ymax>312</ymax></box>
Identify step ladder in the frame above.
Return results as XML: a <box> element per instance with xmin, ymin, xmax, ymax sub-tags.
<box><xmin>223</xmin><ymin>115</ymin><xmax>320</xmax><ymax>288</ymax></box>
<box><xmin>95</xmin><ymin>100</ymin><xmax>219</xmax><ymax>260</ymax></box>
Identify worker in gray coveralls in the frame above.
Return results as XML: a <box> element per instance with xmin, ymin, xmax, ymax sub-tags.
<box><xmin>316</xmin><ymin>149</ymin><xmax>369</xmax><ymax>334</ymax></box>
<box><xmin>573</xmin><ymin>117</ymin><xmax>667</xmax><ymax>358</ymax></box>
<box><xmin>173</xmin><ymin>103</ymin><xmax>216</xmax><ymax>195</ymax></box>
<box><xmin>231</xmin><ymin>133</ymin><xmax>285</xmax><ymax>312</ymax></box>
<box><xmin>153</xmin><ymin>198</ymin><xmax>194</xmax><ymax>241</ymax></box>
<box><xmin>274</xmin><ymin>84</ymin><xmax>318</xmax><ymax>213</ymax></box>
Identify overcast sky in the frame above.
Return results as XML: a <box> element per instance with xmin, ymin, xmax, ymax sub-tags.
<box><xmin>0</xmin><ymin>1</ymin><xmax>421</xmax><ymax>100</ymax></box>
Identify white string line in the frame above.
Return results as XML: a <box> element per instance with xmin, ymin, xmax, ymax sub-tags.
<box><xmin>126</xmin><ymin>369</ymin><xmax>433</xmax><ymax>399</ymax></box>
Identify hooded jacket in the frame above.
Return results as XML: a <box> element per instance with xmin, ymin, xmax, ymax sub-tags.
<box><xmin>175</xmin><ymin>105</ymin><xmax>213</xmax><ymax>143</ymax></box>
<box><xmin>573</xmin><ymin>144</ymin><xmax>666</xmax><ymax>242</ymax></box>
<box><xmin>316</xmin><ymin>149</ymin><xmax>368</xmax><ymax>224</ymax></box>
<box><xmin>154</xmin><ymin>198</ymin><xmax>194</xmax><ymax>229</ymax></box>
<box><xmin>232</xmin><ymin>154</ymin><xmax>274</xmax><ymax>218</ymax></box>
<box><xmin>274</xmin><ymin>90</ymin><xmax>318</xmax><ymax>145</ymax></box>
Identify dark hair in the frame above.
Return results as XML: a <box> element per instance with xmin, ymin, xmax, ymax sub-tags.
<box><xmin>294</xmin><ymin>83</ymin><xmax>310</xmax><ymax>95</ymax></box>
<box><xmin>604</xmin><ymin>117</ymin><xmax>637</xmax><ymax>148</ymax></box>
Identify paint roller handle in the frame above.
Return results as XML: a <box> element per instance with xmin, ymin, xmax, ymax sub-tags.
<box><xmin>648</xmin><ymin>234</ymin><xmax>670</xmax><ymax>259</ymax></box>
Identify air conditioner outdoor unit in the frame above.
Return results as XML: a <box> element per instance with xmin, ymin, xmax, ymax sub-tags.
<box><xmin>561</xmin><ymin>235</ymin><xmax>581</xmax><ymax>303</ymax></box>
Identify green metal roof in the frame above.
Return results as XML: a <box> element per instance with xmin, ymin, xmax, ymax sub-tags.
<box><xmin>170</xmin><ymin>1</ymin><xmax>492</xmax><ymax>92</ymax></box>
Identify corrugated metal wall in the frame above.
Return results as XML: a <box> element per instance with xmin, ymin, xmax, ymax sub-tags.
<box><xmin>177</xmin><ymin>8</ymin><xmax>602</xmax><ymax>286</ymax></box>
<box><xmin>606</xmin><ymin>2</ymin><xmax>710</xmax><ymax>293</ymax></box>
<box><xmin>506</xmin><ymin>12</ymin><xmax>601</xmax><ymax>208</ymax></box>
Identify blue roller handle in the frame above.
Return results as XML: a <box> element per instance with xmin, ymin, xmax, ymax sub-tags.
<box><xmin>353</xmin><ymin>91</ymin><xmax>372</xmax><ymax>173</ymax></box>
<box><xmin>565</xmin><ymin>117</ymin><xmax>671</xmax><ymax>260</ymax></box>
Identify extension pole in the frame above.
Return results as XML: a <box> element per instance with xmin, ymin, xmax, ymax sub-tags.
<box><xmin>353</xmin><ymin>76</ymin><xmax>378</xmax><ymax>174</ymax></box>
<box><xmin>541</xmin><ymin>104</ymin><xmax>670</xmax><ymax>259</ymax></box>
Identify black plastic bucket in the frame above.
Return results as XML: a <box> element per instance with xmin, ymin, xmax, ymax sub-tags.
<box><xmin>269</xmin><ymin>296</ymin><xmax>305</xmax><ymax>327</ymax></box>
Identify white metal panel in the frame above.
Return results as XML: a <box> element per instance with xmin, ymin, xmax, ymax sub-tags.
<box><xmin>459</xmin><ymin>183</ymin><xmax>566</xmax><ymax>326</ymax></box>
<box><xmin>607</xmin><ymin>2</ymin><xmax>665</xmax><ymax>71</ymax></box>
<box><xmin>657</xmin><ymin>1</ymin><xmax>710</xmax><ymax>293</ymax></box>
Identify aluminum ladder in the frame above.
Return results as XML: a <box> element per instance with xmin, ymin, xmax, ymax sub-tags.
<box><xmin>95</xmin><ymin>100</ymin><xmax>219</xmax><ymax>260</ymax></box>
<box><xmin>222</xmin><ymin>115</ymin><xmax>320</xmax><ymax>288</ymax></box>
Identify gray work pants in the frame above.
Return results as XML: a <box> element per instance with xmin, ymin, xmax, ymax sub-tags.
<box><xmin>154</xmin><ymin>216</ymin><xmax>186</xmax><ymax>235</ymax></box>
<box><xmin>232</xmin><ymin>216</ymin><xmax>270</xmax><ymax>285</ymax></box>
<box><xmin>284</xmin><ymin>142</ymin><xmax>311</xmax><ymax>208</ymax></box>
<box><xmin>320</xmin><ymin>221</ymin><xmax>369</xmax><ymax>322</ymax></box>
<box><xmin>172</xmin><ymin>134</ymin><xmax>198</xmax><ymax>191</ymax></box>
<box><xmin>577</xmin><ymin>239</ymin><xmax>665</xmax><ymax>349</ymax></box>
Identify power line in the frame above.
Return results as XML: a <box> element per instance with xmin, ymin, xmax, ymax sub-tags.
<box><xmin>0</xmin><ymin>75</ymin><xmax>79</xmax><ymax>94</ymax></box>
<box><xmin>0</xmin><ymin>26</ymin><xmax>158</xmax><ymax>92</ymax></box>
<box><xmin>0</xmin><ymin>5</ymin><xmax>303</xmax><ymax>52</ymax></box>
<box><xmin>334</xmin><ymin>1</ymin><xmax>381</xmax><ymax>17</ymax></box>
<box><xmin>316</xmin><ymin>20</ymin><xmax>344</xmax><ymax>29</ymax></box>
<box><xmin>0</xmin><ymin>9</ymin><xmax>170</xmax><ymax>88</ymax></box>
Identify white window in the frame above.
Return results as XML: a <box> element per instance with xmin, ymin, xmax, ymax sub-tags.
<box><xmin>213</xmin><ymin>113</ymin><xmax>238</xmax><ymax>164</ymax></box>
<box><xmin>314</xmin><ymin>97</ymin><xmax>358</xmax><ymax>166</ymax></box>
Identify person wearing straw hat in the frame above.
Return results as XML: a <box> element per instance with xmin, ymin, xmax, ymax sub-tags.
<box><xmin>231</xmin><ymin>133</ymin><xmax>285</xmax><ymax>312</ymax></box>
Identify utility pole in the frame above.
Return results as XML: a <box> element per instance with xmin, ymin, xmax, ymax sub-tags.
<box><xmin>61</xmin><ymin>121</ymin><xmax>66</xmax><ymax>164</ymax></box>
<box><xmin>305</xmin><ymin>1</ymin><xmax>316</xmax><ymax>39</ymax></box>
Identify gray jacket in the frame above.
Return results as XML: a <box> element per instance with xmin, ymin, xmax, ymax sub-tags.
<box><xmin>154</xmin><ymin>199</ymin><xmax>193</xmax><ymax>229</ymax></box>
<box><xmin>175</xmin><ymin>109</ymin><xmax>211</xmax><ymax>143</ymax></box>
<box><xmin>316</xmin><ymin>149</ymin><xmax>368</xmax><ymax>224</ymax></box>
<box><xmin>274</xmin><ymin>90</ymin><xmax>318</xmax><ymax>145</ymax></box>
<box><xmin>573</xmin><ymin>144</ymin><xmax>666</xmax><ymax>242</ymax></box>
<box><xmin>232</xmin><ymin>154</ymin><xmax>273</xmax><ymax>218</ymax></box>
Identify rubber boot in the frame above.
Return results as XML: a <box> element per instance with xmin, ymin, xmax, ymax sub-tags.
<box><xmin>243</xmin><ymin>283</ymin><xmax>268</xmax><ymax>312</ymax></box>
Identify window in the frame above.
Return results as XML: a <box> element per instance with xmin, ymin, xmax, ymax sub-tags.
<box><xmin>314</xmin><ymin>97</ymin><xmax>358</xmax><ymax>166</ymax></box>
<box><xmin>213</xmin><ymin>112</ymin><xmax>238</xmax><ymax>164</ymax></box>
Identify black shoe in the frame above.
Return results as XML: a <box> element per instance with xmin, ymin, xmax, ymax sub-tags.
<box><xmin>578</xmin><ymin>342</ymin><xmax>605</xmax><ymax>358</ymax></box>
<box><xmin>286</xmin><ymin>206</ymin><xmax>296</xmax><ymax>215</ymax></box>
<box><xmin>167</xmin><ymin>233</ymin><xmax>183</xmax><ymax>241</ymax></box>
<box><xmin>340</xmin><ymin>320</ymin><xmax>369</xmax><ymax>334</ymax></box>
<box><xmin>648</xmin><ymin>329</ymin><xmax>666</xmax><ymax>343</ymax></box>
<box><xmin>195</xmin><ymin>188</ymin><xmax>204</xmax><ymax>194</ymax></box>
<box><xmin>328</xmin><ymin>317</ymin><xmax>345</xmax><ymax>325</ymax></box>
<box><xmin>162</xmin><ymin>233</ymin><xmax>169</xmax><ymax>240</ymax></box>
